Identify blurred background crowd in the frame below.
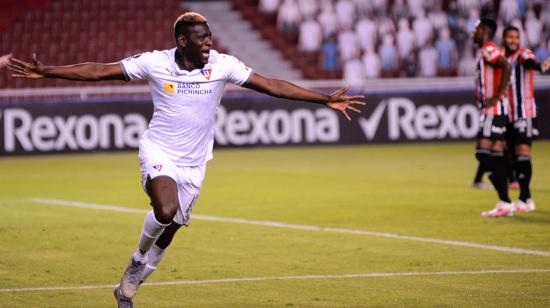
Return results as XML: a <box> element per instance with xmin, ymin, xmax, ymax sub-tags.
<box><xmin>255</xmin><ymin>0</ymin><xmax>550</xmax><ymax>82</ymax></box>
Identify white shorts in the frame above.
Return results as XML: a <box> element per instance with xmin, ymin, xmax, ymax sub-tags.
<box><xmin>139</xmin><ymin>138</ymin><xmax>206</xmax><ymax>226</ymax></box>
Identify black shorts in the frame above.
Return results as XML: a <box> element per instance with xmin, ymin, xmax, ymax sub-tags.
<box><xmin>506</xmin><ymin>117</ymin><xmax>538</xmax><ymax>146</ymax></box>
<box><xmin>477</xmin><ymin>114</ymin><xmax>508</xmax><ymax>141</ymax></box>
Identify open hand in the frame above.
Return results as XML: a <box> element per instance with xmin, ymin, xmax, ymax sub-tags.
<box><xmin>0</xmin><ymin>53</ymin><xmax>12</xmax><ymax>69</ymax></box>
<box><xmin>7</xmin><ymin>53</ymin><xmax>46</xmax><ymax>79</ymax></box>
<box><xmin>326</xmin><ymin>86</ymin><xmax>366</xmax><ymax>121</ymax></box>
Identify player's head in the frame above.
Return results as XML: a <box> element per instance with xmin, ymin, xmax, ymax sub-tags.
<box><xmin>174</xmin><ymin>12</ymin><xmax>212</xmax><ymax>67</ymax></box>
<box><xmin>503</xmin><ymin>25</ymin><xmax>520</xmax><ymax>53</ymax></box>
<box><xmin>473</xmin><ymin>18</ymin><xmax>497</xmax><ymax>45</ymax></box>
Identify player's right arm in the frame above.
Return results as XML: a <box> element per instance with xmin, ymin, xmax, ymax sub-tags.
<box><xmin>485</xmin><ymin>55</ymin><xmax>511</xmax><ymax>107</ymax></box>
<box><xmin>8</xmin><ymin>54</ymin><xmax>126</xmax><ymax>81</ymax></box>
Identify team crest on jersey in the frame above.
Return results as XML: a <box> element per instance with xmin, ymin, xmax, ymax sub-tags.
<box><xmin>152</xmin><ymin>164</ymin><xmax>163</xmax><ymax>172</ymax></box>
<box><xmin>200</xmin><ymin>68</ymin><xmax>212</xmax><ymax>80</ymax></box>
<box><xmin>163</xmin><ymin>82</ymin><xmax>175</xmax><ymax>94</ymax></box>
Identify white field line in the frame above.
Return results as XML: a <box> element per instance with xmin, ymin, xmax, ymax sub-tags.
<box><xmin>30</xmin><ymin>198</ymin><xmax>550</xmax><ymax>257</ymax></box>
<box><xmin>1</xmin><ymin>269</ymin><xmax>550</xmax><ymax>293</ymax></box>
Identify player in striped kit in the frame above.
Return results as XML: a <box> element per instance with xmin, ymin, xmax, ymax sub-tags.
<box><xmin>471</xmin><ymin>18</ymin><xmax>514</xmax><ymax>217</ymax></box>
<box><xmin>502</xmin><ymin>25</ymin><xmax>550</xmax><ymax>213</ymax></box>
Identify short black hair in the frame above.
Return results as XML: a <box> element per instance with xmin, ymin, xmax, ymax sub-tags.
<box><xmin>479</xmin><ymin>18</ymin><xmax>497</xmax><ymax>39</ymax></box>
<box><xmin>502</xmin><ymin>25</ymin><xmax>520</xmax><ymax>38</ymax></box>
<box><xmin>174</xmin><ymin>12</ymin><xmax>208</xmax><ymax>38</ymax></box>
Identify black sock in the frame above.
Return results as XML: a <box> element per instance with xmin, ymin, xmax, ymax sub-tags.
<box><xmin>474</xmin><ymin>162</ymin><xmax>485</xmax><ymax>183</ymax></box>
<box><xmin>475</xmin><ymin>149</ymin><xmax>491</xmax><ymax>183</ymax></box>
<box><xmin>491</xmin><ymin>152</ymin><xmax>511</xmax><ymax>203</ymax></box>
<box><xmin>515</xmin><ymin>156</ymin><xmax>532</xmax><ymax>202</ymax></box>
<box><xmin>504</xmin><ymin>149</ymin><xmax>516</xmax><ymax>183</ymax></box>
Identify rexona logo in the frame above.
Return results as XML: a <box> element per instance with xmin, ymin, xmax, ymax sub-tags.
<box><xmin>359</xmin><ymin>98</ymin><xmax>480</xmax><ymax>140</ymax></box>
<box><xmin>215</xmin><ymin>106</ymin><xmax>339</xmax><ymax>145</ymax></box>
<box><xmin>1</xmin><ymin>108</ymin><xmax>148</xmax><ymax>153</ymax></box>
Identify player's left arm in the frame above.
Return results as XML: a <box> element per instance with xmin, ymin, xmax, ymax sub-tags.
<box><xmin>486</xmin><ymin>55</ymin><xmax>511</xmax><ymax>107</ymax></box>
<box><xmin>243</xmin><ymin>73</ymin><xmax>366</xmax><ymax>121</ymax></box>
<box><xmin>524</xmin><ymin>57</ymin><xmax>550</xmax><ymax>73</ymax></box>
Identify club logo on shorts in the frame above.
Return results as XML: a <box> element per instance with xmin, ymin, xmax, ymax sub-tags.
<box><xmin>153</xmin><ymin>164</ymin><xmax>163</xmax><ymax>172</ymax></box>
<box><xmin>200</xmin><ymin>68</ymin><xmax>212</xmax><ymax>80</ymax></box>
<box><xmin>163</xmin><ymin>82</ymin><xmax>175</xmax><ymax>94</ymax></box>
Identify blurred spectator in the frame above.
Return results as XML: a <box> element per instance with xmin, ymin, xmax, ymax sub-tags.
<box><xmin>363</xmin><ymin>45</ymin><xmax>381</xmax><ymax>78</ymax></box>
<box><xmin>435</xmin><ymin>27</ymin><xmax>457</xmax><ymax>75</ymax></box>
<box><xmin>259</xmin><ymin>0</ymin><xmax>280</xmax><ymax>14</ymax></box>
<box><xmin>335</xmin><ymin>0</ymin><xmax>355</xmax><ymax>30</ymax></box>
<box><xmin>338</xmin><ymin>26</ymin><xmax>359</xmax><ymax>61</ymax></box>
<box><xmin>413</xmin><ymin>10</ymin><xmax>433</xmax><ymax>47</ymax></box>
<box><xmin>418</xmin><ymin>40</ymin><xmax>437</xmax><ymax>77</ymax></box>
<box><xmin>457</xmin><ymin>0</ymin><xmax>479</xmax><ymax>14</ymax></box>
<box><xmin>318</xmin><ymin>1</ymin><xmax>338</xmax><ymax>38</ymax></box>
<box><xmin>510</xmin><ymin>19</ymin><xmax>527</xmax><ymax>47</ymax></box>
<box><xmin>391</xmin><ymin>0</ymin><xmax>408</xmax><ymax>21</ymax></box>
<box><xmin>525</xmin><ymin>10</ymin><xmax>542</xmax><ymax>48</ymax></box>
<box><xmin>428</xmin><ymin>3</ymin><xmax>448</xmax><ymax>32</ymax></box>
<box><xmin>372</xmin><ymin>0</ymin><xmax>388</xmax><ymax>16</ymax></box>
<box><xmin>447</xmin><ymin>1</ymin><xmax>461</xmax><ymax>29</ymax></box>
<box><xmin>298</xmin><ymin>17</ymin><xmax>322</xmax><ymax>53</ymax></box>
<box><xmin>518</xmin><ymin>0</ymin><xmax>528</xmax><ymax>16</ymax></box>
<box><xmin>458</xmin><ymin>46</ymin><xmax>477</xmax><ymax>76</ymax></box>
<box><xmin>297</xmin><ymin>0</ymin><xmax>318</xmax><ymax>20</ymax></box>
<box><xmin>466</xmin><ymin>8</ymin><xmax>479</xmax><ymax>34</ymax></box>
<box><xmin>535</xmin><ymin>39</ymin><xmax>550</xmax><ymax>62</ymax></box>
<box><xmin>356</xmin><ymin>16</ymin><xmax>377</xmax><ymax>52</ymax></box>
<box><xmin>379</xmin><ymin>34</ymin><xmax>399</xmax><ymax>76</ymax></box>
<box><xmin>494</xmin><ymin>20</ymin><xmax>505</xmax><ymax>45</ymax></box>
<box><xmin>320</xmin><ymin>35</ymin><xmax>339</xmax><ymax>73</ymax></box>
<box><xmin>407</xmin><ymin>0</ymin><xmax>425</xmax><ymax>18</ymax></box>
<box><xmin>541</xmin><ymin>5</ymin><xmax>550</xmax><ymax>35</ymax></box>
<box><xmin>396</xmin><ymin>18</ymin><xmax>415</xmax><ymax>60</ymax></box>
<box><xmin>277</xmin><ymin>0</ymin><xmax>301</xmax><ymax>34</ymax></box>
<box><xmin>378</xmin><ymin>15</ymin><xmax>396</xmax><ymax>39</ymax></box>
<box><xmin>353</xmin><ymin>0</ymin><xmax>373</xmax><ymax>17</ymax></box>
<box><xmin>499</xmin><ymin>0</ymin><xmax>520</xmax><ymax>24</ymax></box>
<box><xmin>343</xmin><ymin>57</ymin><xmax>364</xmax><ymax>85</ymax></box>
<box><xmin>452</xmin><ymin>20</ymin><xmax>468</xmax><ymax>59</ymax></box>
<box><xmin>402</xmin><ymin>53</ymin><xmax>418</xmax><ymax>77</ymax></box>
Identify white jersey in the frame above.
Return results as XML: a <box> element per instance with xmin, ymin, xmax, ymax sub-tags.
<box><xmin>119</xmin><ymin>48</ymin><xmax>253</xmax><ymax>166</ymax></box>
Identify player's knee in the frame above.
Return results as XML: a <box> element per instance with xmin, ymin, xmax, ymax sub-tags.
<box><xmin>475</xmin><ymin>148</ymin><xmax>490</xmax><ymax>162</ymax></box>
<box><xmin>154</xmin><ymin>201</ymin><xmax>179</xmax><ymax>224</ymax></box>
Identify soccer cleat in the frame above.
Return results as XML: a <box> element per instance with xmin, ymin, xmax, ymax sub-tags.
<box><xmin>508</xmin><ymin>181</ymin><xmax>520</xmax><ymax>190</ymax></box>
<box><xmin>472</xmin><ymin>181</ymin><xmax>491</xmax><ymax>190</ymax></box>
<box><xmin>481</xmin><ymin>201</ymin><xmax>515</xmax><ymax>217</ymax></box>
<box><xmin>114</xmin><ymin>285</ymin><xmax>134</xmax><ymax>308</ymax></box>
<box><xmin>119</xmin><ymin>255</ymin><xmax>147</xmax><ymax>299</ymax></box>
<box><xmin>514</xmin><ymin>199</ymin><xmax>536</xmax><ymax>213</ymax></box>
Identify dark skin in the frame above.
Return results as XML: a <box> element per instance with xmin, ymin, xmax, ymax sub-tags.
<box><xmin>472</xmin><ymin>20</ymin><xmax>512</xmax><ymax>152</ymax></box>
<box><xmin>8</xmin><ymin>23</ymin><xmax>366</xmax><ymax>247</ymax></box>
<box><xmin>502</xmin><ymin>29</ymin><xmax>550</xmax><ymax>157</ymax></box>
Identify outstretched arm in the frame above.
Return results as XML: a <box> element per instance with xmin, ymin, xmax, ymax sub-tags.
<box><xmin>8</xmin><ymin>54</ymin><xmax>126</xmax><ymax>81</ymax></box>
<box><xmin>529</xmin><ymin>57</ymin><xmax>550</xmax><ymax>73</ymax></box>
<box><xmin>243</xmin><ymin>73</ymin><xmax>366</xmax><ymax>121</ymax></box>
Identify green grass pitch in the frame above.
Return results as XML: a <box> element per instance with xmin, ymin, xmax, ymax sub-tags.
<box><xmin>1</xmin><ymin>142</ymin><xmax>550</xmax><ymax>307</ymax></box>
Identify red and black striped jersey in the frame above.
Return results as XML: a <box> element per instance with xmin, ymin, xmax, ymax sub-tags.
<box><xmin>507</xmin><ymin>48</ymin><xmax>537</xmax><ymax>121</ymax></box>
<box><xmin>475</xmin><ymin>41</ymin><xmax>509</xmax><ymax>117</ymax></box>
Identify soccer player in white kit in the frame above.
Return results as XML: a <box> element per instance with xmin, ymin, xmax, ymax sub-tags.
<box><xmin>8</xmin><ymin>12</ymin><xmax>365</xmax><ymax>307</ymax></box>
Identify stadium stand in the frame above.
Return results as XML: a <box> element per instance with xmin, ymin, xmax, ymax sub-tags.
<box><xmin>232</xmin><ymin>0</ymin><xmax>550</xmax><ymax>81</ymax></box>
<box><xmin>2</xmin><ymin>0</ymin><xmax>550</xmax><ymax>87</ymax></box>
<box><xmin>0</xmin><ymin>0</ymin><xmax>228</xmax><ymax>89</ymax></box>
